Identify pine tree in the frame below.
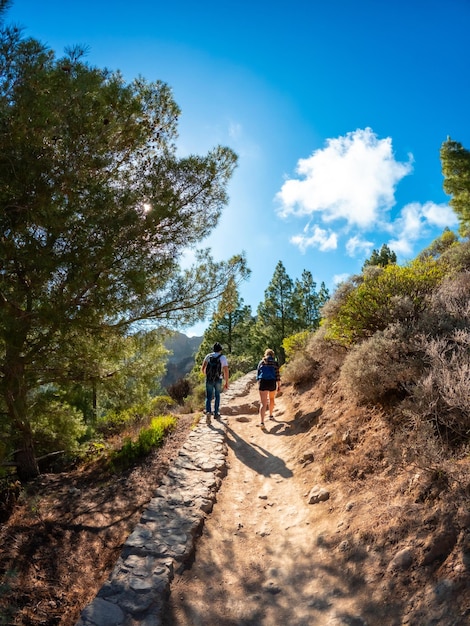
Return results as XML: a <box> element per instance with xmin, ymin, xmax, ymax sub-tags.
<box><xmin>362</xmin><ymin>244</ymin><xmax>397</xmax><ymax>270</ymax></box>
<box><xmin>440</xmin><ymin>137</ymin><xmax>470</xmax><ymax>235</ymax></box>
<box><xmin>257</xmin><ymin>261</ymin><xmax>295</xmax><ymax>362</ymax></box>
<box><xmin>0</xmin><ymin>18</ymin><xmax>247</xmax><ymax>480</ymax></box>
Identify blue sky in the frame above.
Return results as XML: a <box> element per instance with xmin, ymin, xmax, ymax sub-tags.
<box><xmin>7</xmin><ymin>0</ymin><xmax>470</xmax><ymax>335</ymax></box>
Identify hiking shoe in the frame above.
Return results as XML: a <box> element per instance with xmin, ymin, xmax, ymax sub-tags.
<box><xmin>269</xmin><ymin>415</ymin><xmax>274</xmax><ymax>420</ymax></box>
<box><xmin>256</xmin><ymin>422</ymin><xmax>265</xmax><ymax>428</ymax></box>
<box><xmin>214</xmin><ymin>413</ymin><xmax>221</xmax><ymax>419</ymax></box>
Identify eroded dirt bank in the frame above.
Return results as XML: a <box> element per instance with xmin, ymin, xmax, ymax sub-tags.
<box><xmin>163</xmin><ymin>380</ymin><xmax>470</xmax><ymax>626</ymax></box>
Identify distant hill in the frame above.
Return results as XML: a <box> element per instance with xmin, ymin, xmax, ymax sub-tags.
<box><xmin>161</xmin><ymin>332</ymin><xmax>203</xmax><ymax>389</ymax></box>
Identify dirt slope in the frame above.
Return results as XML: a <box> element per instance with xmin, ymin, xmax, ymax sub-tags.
<box><xmin>163</xmin><ymin>382</ymin><xmax>470</xmax><ymax>626</ymax></box>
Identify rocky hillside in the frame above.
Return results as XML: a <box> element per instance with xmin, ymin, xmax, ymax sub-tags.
<box><xmin>161</xmin><ymin>332</ymin><xmax>202</xmax><ymax>389</ymax></box>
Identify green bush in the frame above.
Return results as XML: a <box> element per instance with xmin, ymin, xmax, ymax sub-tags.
<box><xmin>30</xmin><ymin>395</ymin><xmax>87</xmax><ymax>456</ymax></box>
<box><xmin>281</xmin><ymin>324</ymin><xmax>348</xmax><ymax>389</ymax></box>
<box><xmin>282</xmin><ymin>330</ymin><xmax>312</xmax><ymax>363</ymax></box>
<box><xmin>325</xmin><ymin>258</ymin><xmax>447</xmax><ymax>346</ymax></box>
<box><xmin>111</xmin><ymin>415</ymin><xmax>177</xmax><ymax>469</ymax></box>
<box><xmin>97</xmin><ymin>395</ymin><xmax>175</xmax><ymax>435</ymax></box>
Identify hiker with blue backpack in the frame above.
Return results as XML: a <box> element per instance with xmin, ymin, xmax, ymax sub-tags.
<box><xmin>201</xmin><ymin>342</ymin><xmax>229</xmax><ymax>422</ymax></box>
<box><xmin>256</xmin><ymin>348</ymin><xmax>281</xmax><ymax>428</ymax></box>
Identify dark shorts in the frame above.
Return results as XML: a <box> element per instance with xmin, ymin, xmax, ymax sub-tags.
<box><xmin>258</xmin><ymin>379</ymin><xmax>277</xmax><ymax>392</ymax></box>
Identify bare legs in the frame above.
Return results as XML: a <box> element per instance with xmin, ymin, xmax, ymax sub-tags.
<box><xmin>268</xmin><ymin>390</ymin><xmax>276</xmax><ymax>417</ymax></box>
<box><xmin>258</xmin><ymin>389</ymin><xmax>269</xmax><ymax>425</ymax></box>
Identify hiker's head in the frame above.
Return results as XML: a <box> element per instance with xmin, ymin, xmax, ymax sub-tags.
<box><xmin>213</xmin><ymin>342</ymin><xmax>223</xmax><ymax>353</ymax></box>
<box><xmin>264</xmin><ymin>349</ymin><xmax>275</xmax><ymax>359</ymax></box>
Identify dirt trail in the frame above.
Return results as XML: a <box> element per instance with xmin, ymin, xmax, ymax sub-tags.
<box><xmin>163</xmin><ymin>383</ymin><xmax>368</xmax><ymax>626</ymax></box>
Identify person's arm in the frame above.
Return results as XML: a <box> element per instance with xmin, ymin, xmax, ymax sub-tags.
<box><xmin>222</xmin><ymin>364</ymin><xmax>229</xmax><ymax>389</ymax></box>
<box><xmin>201</xmin><ymin>357</ymin><xmax>207</xmax><ymax>374</ymax></box>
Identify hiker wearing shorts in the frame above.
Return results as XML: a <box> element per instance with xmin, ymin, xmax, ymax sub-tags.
<box><xmin>256</xmin><ymin>348</ymin><xmax>281</xmax><ymax>428</ymax></box>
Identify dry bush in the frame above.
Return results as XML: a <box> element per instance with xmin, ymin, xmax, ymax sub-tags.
<box><xmin>429</xmin><ymin>270</ymin><xmax>470</xmax><ymax>325</ymax></box>
<box><xmin>339</xmin><ymin>322</ymin><xmax>423</xmax><ymax>405</ymax></box>
<box><xmin>282</xmin><ymin>325</ymin><xmax>346</xmax><ymax>388</ymax></box>
<box><xmin>281</xmin><ymin>351</ymin><xmax>320</xmax><ymax>387</ymax></box>
<box><xmin>167</xmin><ymin>377</ymin><xmax>191</xmax><ymax>404</ymax></box>
<box><xmin>391</xmin><ymin>414</ymin><xmax>447</xmax><ymax>473</ymax></box>
<box><xmin>440</xmin><ymin>238</ymin><xmax>470</xmax><ymax>272</ymax></box>
<box><xmin>407</xmin><ymin>331</ymin><xmax>470</xmax><ymax>445</ymax></box>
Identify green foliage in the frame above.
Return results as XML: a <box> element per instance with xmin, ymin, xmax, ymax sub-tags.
<box><xmin>440</xmin><ymin>138</ymin><xmax>470</xmax><ymax>235</ymax></box>
<box><xmin>362</xmin><ymin>243</ymin><xmax>397</xmax><ymax>270</ymax></box>
<box><xmin>96</xmin><ymin>395</ymin><xmax>175</xmax><ymax>436</ymax></box>
<box><xmin>291</xmin><ymin>270</ymin><xmax>328</xmax><ymax>331</ymax></box>
<box><xmin>0</xmin><ymin>19</ymin><xmax>248</xmax><ymax>479</ymax></box>
<box><xmin>282</xmin><ymin>330</ymin><xmax>312</xmax><ymax>363</ymax></box>
<box><xmin>110</xmin><ymin>415</ymin><xmax>176</xmax><ymax>469</ymax></box>
<box><xmin>29</xmin><ymin>391</ymin><xmax>87</xmax><ymax>456</ymax></box>
<box><xmin>257</xmin><ymin>261</ymin><xmax>295</xmax><ymax>361</ymax></box>
<box><xmin>194</xmin><ymin>277</ymin><xmax>256</xmax><ymax>366</ymax></box>
<box><xmin>94</xmin><ymin>330</ymin><xmax>170</xmax><ymax>414</ymax></box>
<box><xmin>418</xmin><ymin>228</ymin><xmax>459</xmax><ymax>261</ymax></box>
<box><xmin>324</xmin><ymin>258</ymin><xmax>447</xmax><ymax>346</ymax></box>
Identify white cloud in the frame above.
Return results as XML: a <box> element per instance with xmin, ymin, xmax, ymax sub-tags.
<box><xmin>421</xmin><ymin>201</ymin><xmax>458</xmax><ymax>228</ymax></box>
<box><xmin>388</xmin><ymin>201</ymin><xmax>458</xmax><ymax>257</ymax></box>
<box><xmin>290</xmin><ymin>225</ymin><xmax>338</xmax><ymax>252</ymax></box>
<box><xmin>333</xmin><ymin>273</ymin><xmax>351</xmax><ymax>285</ymax></box>
<box><xmin>346</xmin><ymin>235</ymin><xmax>374</xmax><ymax>257</ymax></box>
<box><xmin>276</xmin><ymin>127</ymin><xmax>413</xmax><ymax>228</ymax></box>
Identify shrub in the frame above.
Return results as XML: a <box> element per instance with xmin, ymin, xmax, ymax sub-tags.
<box><xmin>339</xmin><ymin>323</ymin><xmax>423</xmax><ymax>405</ymax></box>
<box><xmin>30</xmin><ymin>395</ymin><xmax>87</xmax><ymax>456</ymax></box>
<box><xmin>407</xmin><ymin>331</ymin><xmax>470</xmax><ymax>446</ymax></box>
<box><xmin>167</xmin><ymin>378</ymin><xmax>192</xmax><ymax>404</ymax></box>
<box><xmin>325</xmin><ymin>259</ymin><xmax>447</xmax><ymax>346</ymax></box>
<box><xmin>225</xmin><ymin>354</ymin><xmax>256</xmax><ymax>375</ymax></box>
<box><xmin>282</xmin><ymin>330</ymin><xmax>312</xmax><ymax>363</ymax></box>
<box><xmin>282</xmin><ymin>326</ymin><xmax>345</xmax><ymax>388</ymax></box>
<box><xmin>96</xmin><ymin>395</ymin><xmax>175</xmax><ymax>435</ymax></box>
<box><xmin>111</xmin><ymin>415</ymin><xmax>177</xmax><ymax>469</ymax></box>
<box><xmin>182</xmin><ymin>381</ymin><xmax>207</xmax><ymax>413</ymax></box>
<box><xmin>439</xmin><ymin>238</ymin><xmax>470</xmax><ymax>272</ymax></box>
<box><xmin>429</xmin><ymin>270</ymin><xmax>470</xmax><ymax>326</ymax></box>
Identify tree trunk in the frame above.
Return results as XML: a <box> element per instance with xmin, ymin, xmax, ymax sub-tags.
<box><xmin>3</xmin><ymin>348</ymin><xmax>40</xmax><ymax>482</ymax></box>
<box><xmin>14</xmin><ymin>437</ymin><xmax>40</xmax><ymax>482</ymax></box>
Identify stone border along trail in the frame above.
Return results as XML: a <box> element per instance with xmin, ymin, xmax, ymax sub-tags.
<box><xmin>76</xmin><ymin>371</ymin><xmax>258</xmax><ymax>626</ymax></box>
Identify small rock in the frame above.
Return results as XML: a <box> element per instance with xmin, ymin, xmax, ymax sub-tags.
<box><xmin>308</xmin><ymin>485</ymin><xmax>330</xmax><ymax>504</ymax></box>
<box><xmin>388</xmin><ymin>547</ymin><xmax>413</xmax><ymax>571</ymax></box>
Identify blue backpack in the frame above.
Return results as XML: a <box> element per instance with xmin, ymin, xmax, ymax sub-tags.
<box><xmin>258</xmin><ymin>357</ymin><xmax>277</xmax><ymax>381</ymax></box>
